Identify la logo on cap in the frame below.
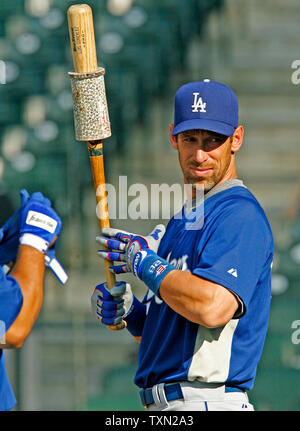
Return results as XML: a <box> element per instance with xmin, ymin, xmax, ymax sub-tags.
<box><xmin>191</xmin><ymin>92</ymin><xmax>207</xmax><ymax>113</ymax></box>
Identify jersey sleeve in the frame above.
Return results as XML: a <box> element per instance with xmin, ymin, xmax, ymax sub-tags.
<box><xmin>192</xmin><ymin>199</ymin><xmax>273</xmax><ymax>316</ymax></box>
<box><xmin>0</xmin><ymin>267</ymin><xmax>23</xmax><ymax>339</ymax></box>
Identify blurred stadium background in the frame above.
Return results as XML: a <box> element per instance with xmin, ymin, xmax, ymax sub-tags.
<box><xmin>1</xmin><ymin>0</ymin><xmax>300</xmax><ymax>411</ymax></box>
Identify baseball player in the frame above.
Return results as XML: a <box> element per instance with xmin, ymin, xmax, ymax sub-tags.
<box><xmin>91</xmin><ymin>80</ymin><xmax>274</xmax><ymax>411</ymax></box>
<box><xmin>0</xmin><ymin>189</ymin><xmax>65</xmax><ymax>411</ymax></box>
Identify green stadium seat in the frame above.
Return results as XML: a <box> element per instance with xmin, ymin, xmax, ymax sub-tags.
<box><xmin>87</xmin><ymin>364</ymin><xmax>142</xmax><ymax>411</ymax></box>
<box><xmin>268</xmin><ymin>295</ymin><xmax>300</xmax><ymax>332</ymax></box>
<box><xmin>0</xmin><ymin>19</ymin><xmax>5</xmax><ymax>37</ymax></box>
<box><xmin>3</xmin><ymin>47</ymin><xmax>46</xmax><ymax>96</ymax></box>
<box><xmin>0</xmin><ymin>99</ymin><xmax>21</xmax><ymax>125</ymax></box>
<box><xmin>0</xmin><ymin>0</ymin><xmax>24</xmax><ymax>18</ymax></box>
<box><xmin>259</xmin><ymin>331</ymin><xmax>295</xmax><ymax>369</ymax></box>
<box><xmin>251</xmin><ymin>367</ymin><xmax>300</xmax><ymax>411</ymax></box>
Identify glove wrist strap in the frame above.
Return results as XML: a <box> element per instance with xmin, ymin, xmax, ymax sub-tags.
<box><xmin>137</xmin><ymin>250</ymin><xmax>176</xmax><ymax>296</ymax></box>
<box><xmin>44</xmin><ymin>255</ymin><xmax>68</xmax><ymax>285</ymax></box>
<box><xmin>123</xmin><ymin>294</ymin><xmax>134</xmax><ymax>318</ymax></box>
<box><xmin>19</xmin><ymin>233</ymin><xmax>49</xmax><ymax>254</ymax></box>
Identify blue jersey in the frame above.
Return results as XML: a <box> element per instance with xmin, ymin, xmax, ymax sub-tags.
<box><xmin>134</xmin><ymin>180</ymin><xmax>274</xmax><ymax>391</ymax></box>
<box><xmin>0</xmin><ymin>267</ymin><xmax>23</xmax><ymax>410</ymax></box>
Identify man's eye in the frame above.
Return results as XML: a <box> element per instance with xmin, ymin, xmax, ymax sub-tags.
<box><xmin>209</xmin><ymin>137</ymin><xmax>225</xmax><ymax>145</ymax></box>
<box><xmin>203</xmin><ymin>139</ymin><xmax>223</xmax><ymax>151</ymax></box>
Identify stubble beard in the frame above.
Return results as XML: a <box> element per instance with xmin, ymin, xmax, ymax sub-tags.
<box><xmin>188</xmin><ymin>173</ymin><xmax>218</xmax><ymax>195</ymax></box>
<box><xmin>183</xmin><ymin>156</ymin><xmax>232</xmax><ymax>195</ymax></box>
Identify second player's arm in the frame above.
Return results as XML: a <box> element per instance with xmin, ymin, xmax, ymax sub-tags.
<box><xmin>96</xmin><ymin>226</ymin><xmax>240</xmax><ymax>330</ymax></box>
<box><xmin>2</xmin><ymin>245</ymin><xmax>45</xmax><ymax>349</ymax></box>
<box><xmin>159</xmin><ymin>270</ymin><xmax>239</xmax><ymax>328</ymax></box>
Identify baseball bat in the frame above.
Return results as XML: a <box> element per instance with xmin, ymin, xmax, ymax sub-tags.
<box><xmin>67</xmin><ymin>4</ymin><xmax>126</xmax><ymax>330</ymax></box>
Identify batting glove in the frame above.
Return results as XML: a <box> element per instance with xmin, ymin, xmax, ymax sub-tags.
<box><xmin>0</xmin><ymin>190</ymin><xmax>67</xmax><ymax>284</ymax></box>
<box><xmin>19</xmin><ymin>191</ymin><xmax>62</xmax><ymax>254</ymax></box>
<box><xmin>96</xmin><ymin>225</ymin><xmax>176</xmax><ymax>296</ymax></box>
<box><xmin>96</xmin><ymin>224</ymin><xmax>165</xmax><ymax>274</ymax></box>
<box><xmin>0</xmin><ymin>189</ymin><xmax>30</xmax><ymax>264</ymax></box>
<box><xmin>91</xmin><ymin>281</ymin><xmax>134</xmax><ymax>326</ymax></box>
<box><xmin>45</xmin><ymin>243</ymin><xmax>68</xmax><ymax>285</ymax></box>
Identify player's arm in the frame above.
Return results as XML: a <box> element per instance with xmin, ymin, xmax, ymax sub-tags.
<box><xmin>0</xmin><ymin>191</ymin><xmax>62</xmax><ymax>349</ymax></box>
<box><xmin>97</xmin><ymin>225</ymin><xmax>241</xmax><ymax>328</ymax></box>
<box><xmin>3</xmin><ymin>245</ymin><xmax>46</xmax><ymax>348</ymax></box>
<box><xmin>159</xmin><ymin>270</ymin><xmax>239</xmax><ymax>327</ymax></box>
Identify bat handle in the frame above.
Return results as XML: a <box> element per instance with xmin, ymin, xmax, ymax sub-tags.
<box><xmin>88</xmin><ymin>141</ymin><xmax>127</xmax><ymax>331</ymax></box>
<box><xmin>107</xmin><ymin>321</ymin><xmax>127</xmax><ymax>331</ymax></box>
<box><xmin>104</xmin><ymin>249</ymin><xmax>127</xmax><ymax>332</ymax></box>
<box><xmin>104</xmin><ymin>262</ymin><xmax>127</xmax><ymax>331</ymax></box>
<box><xmin>104</xmin><ymin>255</ymin><xmax>127</xmax><ymax>330</ymax></box>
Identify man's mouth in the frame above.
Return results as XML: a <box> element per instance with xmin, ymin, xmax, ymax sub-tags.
<box><xmin>190</xmin><ymin>166</ymin><xmax>213</xmax><ymax>177</ymax></box>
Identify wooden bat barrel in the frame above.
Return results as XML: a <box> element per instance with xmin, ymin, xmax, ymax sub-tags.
<box><xmin>67</xmin><ymin>4</ymin><xmax>126</xmax><ymax>331</ymax></box>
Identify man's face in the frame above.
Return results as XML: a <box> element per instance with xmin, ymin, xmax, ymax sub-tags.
<box><xmin>172</xmin><ymin>129</ymin><xmax>236</xmax><ymax>194</ymax></box>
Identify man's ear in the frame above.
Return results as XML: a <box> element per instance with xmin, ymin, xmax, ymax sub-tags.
<box><xmin>231</xmin><ymin>125</ymin><xmax>244</xmax><ymax>154</ymax></box>
<box><xmin>169</xmin><ymin>124</ymin><xmax>178</xmax><ymax>150</ymax></box>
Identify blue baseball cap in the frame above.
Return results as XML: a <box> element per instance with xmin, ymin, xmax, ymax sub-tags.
<box><xmin>172</xmin><ymin>79</ymin><xmax>239</xmax><ymax>136</ymax></box>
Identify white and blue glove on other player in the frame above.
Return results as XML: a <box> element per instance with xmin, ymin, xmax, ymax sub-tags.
<box><xmin>0</xmin><ymin>189</ymin><xmax>68</xmax><ymax>285</ymax></box>
<box><xmin>0</xmin><ymin>189</ymin><xmax>30</xmax><ymax>265</ymax></box>
<box><xmin>91</xmin><ymin>281</ymin><xmax>134</xmax><ymax>326</ymax></box>
<box><xmin>19</xmin><ymin>191</ymin><xmax>61</xmax><ymax>253</ymax></box>
<box><xmin>44</xmin><ymin>242</ymin><xmax>68</xmax><ymax>285</ymax></box>
<box><xmin>96</xmin><ymin>225</ymin><xmax>177</xmax><ymax>297</ymax></box>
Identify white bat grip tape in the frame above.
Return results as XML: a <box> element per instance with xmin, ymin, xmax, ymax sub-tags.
<box><xmin>68</xmin><ymin>67</ymin><xmax>111</xmax><ymax>141</ymax></box>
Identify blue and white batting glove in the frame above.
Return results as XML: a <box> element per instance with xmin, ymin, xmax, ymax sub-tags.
<box><xmin>96</xmin><ymin>225</ymin><xmax>166</xmax><ymax>273</ymax></box>
<box><xmin>19</xmin><ymin>191</ymin><xmax>62</xmax><ymax>254</ymax></box>
<box><xmin>44</xmin><ymin>243</ymin><xmax>68</xmax><ymax>285</ymax></box>
<box><xmin>91</xmin><ymin>281</ymin><xmax>134</xmax><ymax>326</ymax></box>
<box><xmin>0</xmin><ymin>189</ymin><xmax>30</xmax><ymax>264</ymax></box>
<box><xmin>0</xmin><ymin>190</ymin><xmax>67</xmax><ymax>285</ymax></box>
<box><xmin>96</xmin><ymin>225</ymin><xmax>177</xmax><ymax>296</ymax></box>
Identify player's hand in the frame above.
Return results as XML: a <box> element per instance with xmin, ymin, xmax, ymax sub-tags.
<box><xmin>0</xmin><ymin>190</ymin><xmax>66</xmax><ymax>283</ymax></box>
<box><xmin>91</xmin><ymin>281</ymin><xmax>133</xmax><ymax>326</ymax></box>
<box><xmin>96</xmin><ymin>224</ymin><xmax>166</xmax><ymax>277</ymax></box>
<box><xmin>0</xmin><ymin>189</ymin><xmax>31</xmax><ymax>264</ymax></box>
<box><xmin>19</xmin><ymin>192</ymin><xmax>62</xmax><ymax>254</ymax></box>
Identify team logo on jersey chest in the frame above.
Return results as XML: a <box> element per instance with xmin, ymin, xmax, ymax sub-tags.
<box><xmin>166</xmin><ymin>253</ymin><xmax>189</xmax><ymax>272</ymax></box>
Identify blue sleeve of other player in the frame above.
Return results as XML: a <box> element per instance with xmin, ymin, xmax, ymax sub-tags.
<box><xmin>0</xmin><ymin>267</ymin><xmax>23</xmax><ymax>337</ymax></box>
<box><xmin>193</xmin><ymin>199</ymin><xmax>273</xmax><ymax>315</ymax></box>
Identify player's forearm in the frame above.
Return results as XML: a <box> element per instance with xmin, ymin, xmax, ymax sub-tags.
<box><xmin>3</xmin><ymin>245</ymin><xmax>45</xmax><ymax>348</ymax></box>
<box><xmin>95</xmin><ymin>226</ymin><xmax>238</xmax><ymax>328</ymax></box>
<box><xmin>159</xmin><ymin>270</ymin><xmax>238</xmax><ymax>328</ymax></box>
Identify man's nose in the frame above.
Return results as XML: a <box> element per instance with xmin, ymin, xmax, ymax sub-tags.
<box><xmin>194</xmin><ymin>148</ymin><xmax>208</xmax><ymax>164</ymax></box>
